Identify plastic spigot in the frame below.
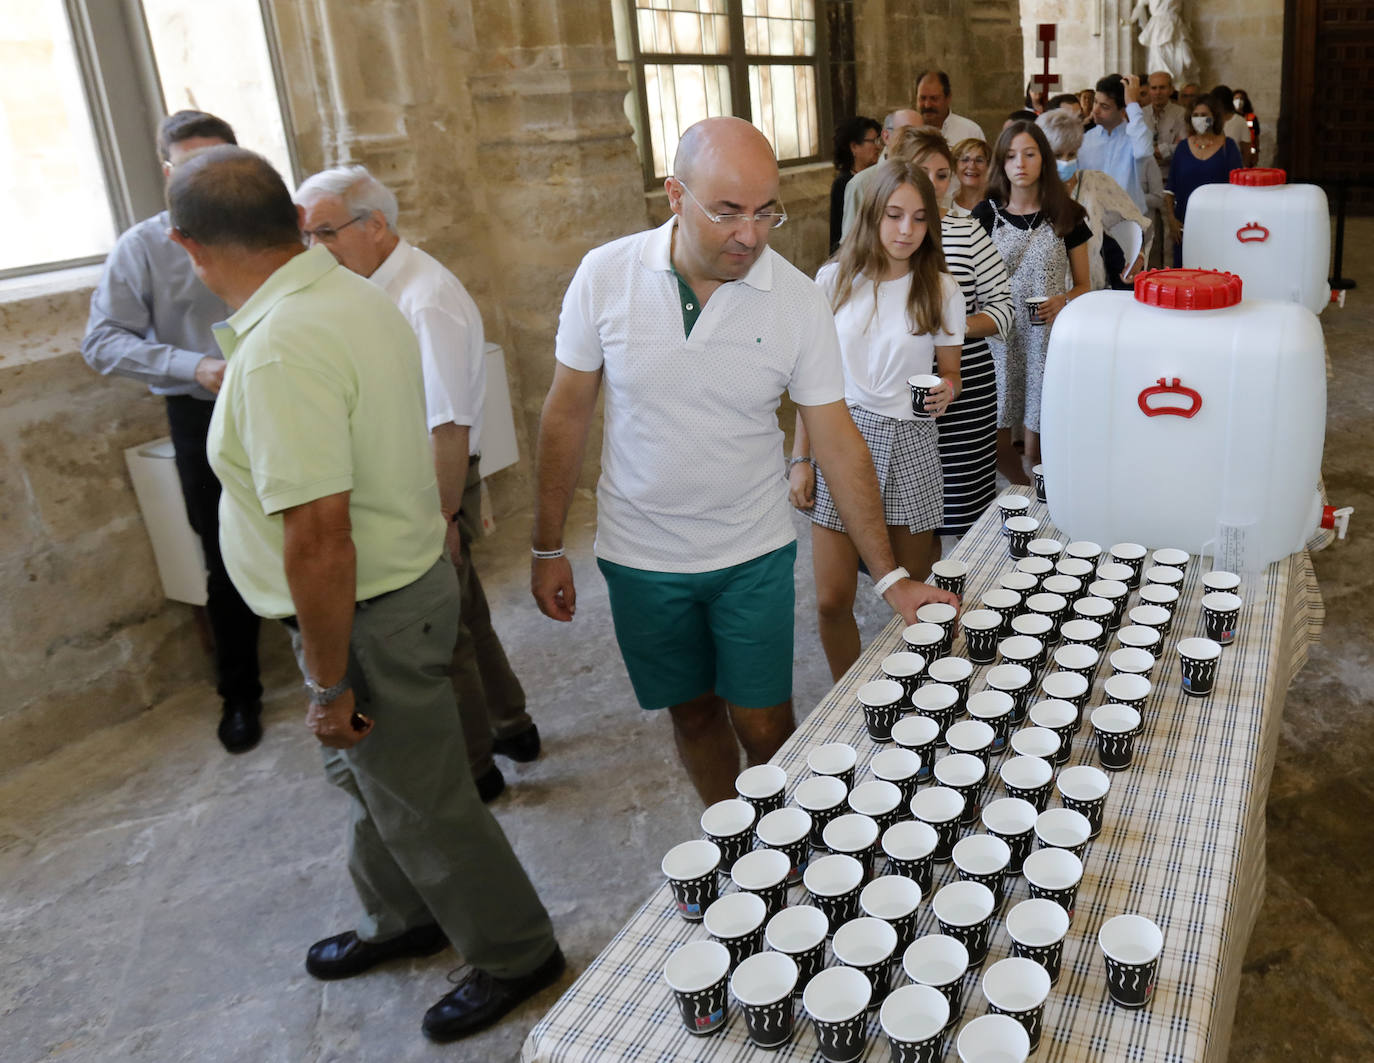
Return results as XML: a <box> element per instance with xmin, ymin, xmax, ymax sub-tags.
<box><xmin>1321</xmin><ymin>506</ymin><xmax>1355</xmax><ymax>540</ymax></box>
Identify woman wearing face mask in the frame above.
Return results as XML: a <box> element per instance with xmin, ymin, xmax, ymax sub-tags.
<box><xmin>1164</xmin><ymin>95</ymin><xmax>1243</xmax><ymax>266</ymax></box>
<box><xmin>951</xmin><ymin>138</ymin><xmax>991</xmax><ymax>215</ymax></box>
<box><xmin>1036</xmin><ymin>108</ymin><xmax>1151</xmax><ymax>291</ymax></box>
<box><xmin>788</xmin><ymin>161</ymin><xmax>965</xmax><ymax>679</ymax></box>
<box><xmin>972</xmin><ymin>121</ymin><xmax>1091</xmax><ymax>484</ymax></box>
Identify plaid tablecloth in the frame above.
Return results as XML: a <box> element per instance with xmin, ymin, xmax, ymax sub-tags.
<box><xmin>524</xmin><ymin>489</ymin><xmax>1324</xmax><ymax>1063</ymax></box>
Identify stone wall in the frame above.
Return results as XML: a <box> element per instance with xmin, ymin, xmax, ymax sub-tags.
<box><xmin>0</xmin><ymin>279</ymin><xmax>209</xmax><ymax>777</ymax></box>
<box><xmin>1190</xmin><ymin>0</ymin><xmax>1283</xmax><ymax>166</ymax></box>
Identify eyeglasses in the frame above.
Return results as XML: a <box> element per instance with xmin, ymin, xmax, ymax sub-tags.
<box><xmin>302</xmin><ymin>215</ymin><xmax>366</xmax><ymax>242</ymax></box>
<box><xmin>674</xmin><ymin>179</ymin><xmax>787</xmax><ymax>229</ymax></box>
<box><xmin>860</xmin><ymin>135</ymin><xmax>881</xmax><ymax>146</ymax></box>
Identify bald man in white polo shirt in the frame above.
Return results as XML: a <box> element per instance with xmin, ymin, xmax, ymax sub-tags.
<box><xmin>532</xmin><ymin>117</ymin><xmax>957</xmax><ymax>806</ymax></box>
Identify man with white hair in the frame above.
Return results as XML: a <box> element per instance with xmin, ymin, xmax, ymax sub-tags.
<box><xmin>840</xmin><ymin>106</ymin><xmax>923</xmax><ymax>237</ymax></box>
<box><xmin>294</xmin><ymin>165</ymin><xmax>536</xmax><ymax>804</ymax></box>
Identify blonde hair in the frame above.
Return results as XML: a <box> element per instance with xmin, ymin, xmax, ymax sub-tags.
<box><xmin>829</xmin><ymin>159</ymin><xmax>948</xmax><ymax>337</ymax></box>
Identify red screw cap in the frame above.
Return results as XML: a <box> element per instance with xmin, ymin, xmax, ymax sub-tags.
<box><xmin>1230</xmin><ymin>168</ymin><xmax>1286</xmax><ymax>187</ymax></box>
<box><xmin>1133</xmin><ymin>269</ymin><xmax>1243</xmax><ymax>310</ymax></box>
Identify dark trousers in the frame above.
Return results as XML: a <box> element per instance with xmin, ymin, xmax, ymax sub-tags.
<box><xmin>165</xmin><ymin>395</ymin><xmax>262</xmax><ymax>707</ymax></box>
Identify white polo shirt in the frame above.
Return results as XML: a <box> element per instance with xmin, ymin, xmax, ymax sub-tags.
<box><xmin>369</xmin><ymin>239</ymin><xmax>486</xmax><ymax>453</ymax></box>
<box><xmin>555</xmin><ymin>217</ymin><xmax>845</xmax><ymax>573</ymax></box>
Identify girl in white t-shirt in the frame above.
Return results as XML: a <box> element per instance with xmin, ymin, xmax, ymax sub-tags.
<box><xmin>789</xmin><ymin>160</ymin><xmax>966</xmax><ymax>680</ymax></box>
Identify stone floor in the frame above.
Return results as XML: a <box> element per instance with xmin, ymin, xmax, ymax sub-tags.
<box><xmin>3</xmin><ymin>223</ymin><xmax>1373</xmax><ymax>1062</ymax></box>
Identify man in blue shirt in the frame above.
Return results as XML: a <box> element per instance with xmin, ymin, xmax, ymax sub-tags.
<box><xmin>82</xmin><ymin>111</ymin><xmax>265</xmax><ymax>753</ymax></box>
<box><xmin>1079</xmin><ymin>74</ymin><xmax>1153</xmax><ymax>215</ymax></box>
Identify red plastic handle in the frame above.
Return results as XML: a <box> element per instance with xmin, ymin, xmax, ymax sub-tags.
<box><xmin>1236</xmin><ymin>221</ymin><xmax>1269</xmax><ymax>243</ymax></box>
<box><xmin>1138</xmin><ymin>377</ymin><xmax>1203</xmax><ymax>418</ymax></box>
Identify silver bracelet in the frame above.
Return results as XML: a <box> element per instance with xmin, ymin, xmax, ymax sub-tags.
<box><xmin>787</xmin><ymin>456</ymin><xmax>813</xmax><ymax>469</ymax></box>
<box><xmin>531</xmin><ymin>546</ymin><xmax>565</xmax><ymax>560</ymax></box>
<box><xmin>873</xmin><ymin>566</ymin><xmax>910</xmax><ymax>597</ymax></box>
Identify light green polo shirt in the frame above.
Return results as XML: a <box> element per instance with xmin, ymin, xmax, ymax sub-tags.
<box><xmin>207</xmin><ymin>245</ymin><xmax>444</xmax><ymax>618</ymax></box>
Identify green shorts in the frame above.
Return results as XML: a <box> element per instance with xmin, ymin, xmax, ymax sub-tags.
<box><xmin>597</xmin><ymin>542</ymin><xmax>797</xmax><ymax>711</ymax></box>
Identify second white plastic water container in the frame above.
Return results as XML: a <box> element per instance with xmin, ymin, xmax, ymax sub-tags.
<box><xmin>1183</xmin><ymin>168</ymin><xmax>1330</xmax><ymax>314</ymax></box>
<box><xmin>1039</xmin><ymin>269</ymin><xmax>1326</xmax><ymax>569</ymax></box>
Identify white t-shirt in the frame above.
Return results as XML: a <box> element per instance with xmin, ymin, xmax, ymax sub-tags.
<box><xmin>369</xmin><ymin>239</ymin><xmax>486</xmax><ymax>453</ymax></box>
<box><xmin>942</xmin><ymin>112</ymin><xmax>987</xmax><ymax>146</ymax></box>
<box><xmin>555</xmin><ymin>217</ymin><xmax>846</xmax><ymax>572</ymax></box>
<box><xmin>816</xmin><ymin>263</ymin><xmax>965</xmax><ymax>420</ymax></box>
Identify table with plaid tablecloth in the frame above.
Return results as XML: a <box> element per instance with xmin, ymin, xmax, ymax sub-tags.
<box><xmin>524</xmin><ymin>488</ymin><xmax>1324</xmax><ymax>1063</ymax></box>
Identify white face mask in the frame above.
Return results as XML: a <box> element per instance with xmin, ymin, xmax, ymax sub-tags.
<box><xmin>1191</xmin><ymin>116</ymin><xmax>1211</xmax><ymax>133</ymax></box>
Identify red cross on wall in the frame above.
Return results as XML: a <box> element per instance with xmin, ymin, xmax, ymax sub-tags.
<box><xmin>1033</xmin><ymin>23</ymin><xmax>1060</xmax><ymax>95</ymax></box>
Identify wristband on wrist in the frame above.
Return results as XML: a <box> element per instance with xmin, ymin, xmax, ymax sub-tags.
<box><xmin>873</xmin><ymin>566</ymin><xmax>910</xmax><ymax>597</ymax></box>
<box><xmin>531</xmin><ymin>546</ymin><xmax>565</xmax><ymax>560</ymax></box>
<box><xmin>786</xmin><ymin>456</ymin><xmax>813</xmax><ymax>469</ymax></box>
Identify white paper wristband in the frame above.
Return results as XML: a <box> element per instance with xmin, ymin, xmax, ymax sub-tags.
<box><xmin>873</xmin><ymin>566</ymin><xmax>910</xmax><ymax>597</ymax></box>
<box><xmin>531</xmin><ymin>546</ymin><xmax>566</xmax><ymax>560</ymax></box>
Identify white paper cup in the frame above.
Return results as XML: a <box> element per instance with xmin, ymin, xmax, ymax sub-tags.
<box><xmin>996</xmin><ymin>493</ymin><xmax>1031</xmax><ymax>520</ymax></box>
<box><xmin>803</xmin><ymin>852</ymin><xmax>866</xmax><ymax>930</ymax></box>
<box><xmin>736</xmin><ymin>764</ymin><xmax>788</xmax><ymax>814</ymax></box>
<box><xmin>756</xmin><ymin>806</ymin><xmax>814</xmax><ymax>884</ymax></box>
<box><xmin>981</xmin><ymin>955</ymin><xmax>1051</xmax><ymax>1051</ymax></box>
<box><xmin>1202</xmin><ymin>569</ymin><xmax>1241</xmax><ymax>594</ymax></box>
<box><xmin>910</xmin><ymin>785</ymin><xmax>966</xmax><ymax>863</ymax></box>
<box><xmin>700</xmin><ymin>798</ymin><xmax>756</xmax><ymax>871</ymax></box>
<box><xmin>765</xmin><ymin>904</ymin><xmax>829</xmax><ymax>993</ymax></box>
<box><xmin>957</xmin><ymin>1013</ymin><xmax>1030</xmax><ymax>1062</ymax></box>
<box><xmin>1091</xmin><ymin>703</ymin><xmax>1143</xmax><ymax>772</ymax></box>
<box><xmin>831</xmin><ymin>916</ymin><xmax>898</xmax><ymax>1007</ymax></box>
<box><xmin>1117</xmin><ymin>624</ymin><xmax>1162</xmax><ymax>654</ymax></box>
<box><xmin>860</xmin><ymin>873</ymin><xmax>922</xmax><ymax>923</ymax></box>
<box><xmin>871</xmin><ymin>747</ymin><xmax>922</xmax><ymax>804</ymax></box>
<box><xmin>1144</xmin><ymin>564</ymin><xmax>1184</xmax><ymax>589</ymax></box>
<box><xmin>730</xmin><ymin>950</ymin><xmax>799</xmax><ymax>1048</ymax></box>
<box><xmin>1128</xmin><ymin>603</ymin><xmax>1171</xmax><ymax>634</ymax></box>
<box><xmin>1056</xmin><ymin>764</ymin><xmax>1110</xmax><ymax>837</ymax></box>
<box><xmin>881</xmin><ymin>819</ymin><xmax>939</xmax><ymax>890</ymax></box>
<box><xmin>998</xmin><ymin>634</ymin><xmax>1043</xmax><ymax>670</ymax></box>
<box><xmin>901</xmin><ymin>623</ymin><xmax>946</xmax><ymax>656</ymax></box>
<box><xmin>1056</xmin><ymin>557</ymin><xmax>1095</xmax><ymax>580</ymax></box>
<box><xmin>1110</xmin><ymin>646</ymin><xmax>1156</xmax><ymax>678</ymax></box>
<box><xmin>1028</xmin><ymin>698</ymin><xmax>1077</xmax><ymax>763</ymax></box>
<box><xmin>664</xmin><ymin>939</ymin><xmax>732</xmax><ymax>1035</ymax></box>
<box><xmin>1104</xmin><ymin>669</ymin><xmax>1152</xmax><ymax>705</ymax></box>
<box><xmin>946</xmin><ymin>719</ymin><xmax>996</xmax><ymax>761</ymax></box>
<box><xmin>907</xmin><ymin>373</ymin><xmax>942</xmax><ymax>418</ymax></box>
<box><xmin>931</xmin><ymin>558</ymin><xmax>970</xmax><ymax>594</ymax></box>
<box><xmin>662</xmin><ymin>839</ymin><xmax>722</xmax><ymax>921</ymax></box>
<box><xmin>1066</xmin><ymin>540</ymin><xmax>1102</xmax><ymax>564</ymax></box>
<box><xmin>932</xmin><ymin>879</ymin><xmax>997</xmax><ymax>964</ymax></box>
<box><xmin>1010</xmin><ymin>610</ymin><xmax>1053</xmax><ymax>645</ymax></box>
<box><xmin>1035</xmin><ymin>806</ymin><xmax>1092</xmax><ymax>856</ymax></box>
<box><xmin>795</xmin><ymin>774</ymin><xmax>849</xmax><ymax>848</ymax></box>
<box><xmin>892</xmin><ymin>715</ymin><xmax>940</xmax><ymax>777</ymax></box>
<box><xmin>1153</xmin><ymin>547</ymin><xmax>1190</xmax><ymax>571</ymax></box>
<box><xmin>809</xmin><ymin>742</ymin><xmax>859</xmax><ymax>786</ymax></box>
<box><xmin>1015</xmin><ymin>555</ymin><xmax>1054</xmax><ymax>582</ymax></box>
<box><xmin>980</xmin><ymin>796</ymin><xmax>1038</xmax><ymax>871</ymax></box>
<box><xmin>917</xmin><ymin>601</ymin><xmax>958</xmax><ymax>627</ymax></box>
<box><xmin>1177</xmin><ymin>636</ymin><xmax>1223</xmax><ymax>697</ymax></box>
<box><xmin>823</xmin><ymin>812</ymin><xmax>880</xmax><ymax>866</ymax></box>
<box><xmin>1041</xmin><ymin>573</ymin><xmax>1082</xmax><ymax>600</ymax></box>
<box><xmin>951</xmin><ymin>833</ymin><xmax>1011</xmax><ymax>906</ymax></box>
<box><xmin>803</xmin><ymin>965</ymin><xmax>873</xmax><ymax>1060</ymax></box>
<box><xmin>882</xmin><ymin>650</ymin><xmax>926</xmax><ymax>698</ymax></box>
<box><xmin>1139</xmin><ymin>582</ymin><xmax>1180</xmax><ymax>616</ymax></box>
<box><xmin>1059</xmin><ymin>618</ymin><xmax>1103</xmax><ymax>651</ymax></box>
<box><xmin>1040</xmin><ymin>669</ymin><xmax>1088</xmax><ymax>709</ymax></box>
<box><xmin>933</xmin><ymin>752</ymin><xmax>986</xmax><ymax>825</ymax></box>
<box><xmin>1001</xmin><ymin>571</ymin><xmax>1040</xmax><ymax>596</ymax></box>
<box><xmin>1010</xmin><ymin>725</ymin><xmax>1060</xmax><ymax>763</ymax></box>
<box><xmin>1022</xmin><ymin>846</ymin><xmax>1084</xmax><ymax>918</ymax></box>
<box><xmin>848</xmin><ymin>780</ymin><xmax>903</xmax><ymax>833</ymax></box>
<box><xmin>1027</xmin><ymin>537</ymin><xmax>1064</xmax><ymax>560</ymax></box>
<box><xmin>880</xmin><ymin>983</ymin><xmax>950</xmax><ymax>1055</ymax></box>
<box><xmin>1095</xmin><ymin>560</ymin><xmax>1133</xmax><ymax>584</ymax></box>
<box><xmin>1099</xmin><ymin>913</ymin><xmax>1165</xmax><ymax>1008</ymax></box>
<box><xmin>731</xmin><ymin>848</ymin><xmax>792</xmax><ymax>915</ymax></box>
<box><xmin>704</xmin><ymin>890</ymin><xmax>767</xmax><ymax>969</ymax></box>
<box><xmin>999</xmin><ymin>754</ymin><xmax>1053</xmax><ymax>809</ymax></box>
<box><xmin>858</xmin><ymin>678</ymin><xmax>908</xmax><ymax>742</ymax></box>
<box><xmin>927</xmin><ymin>654</ymin><xmax>974</xmax><ymax>689</ymax></box>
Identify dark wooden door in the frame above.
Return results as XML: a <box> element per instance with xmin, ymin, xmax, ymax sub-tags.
<box><xmin>1282</xmin><ymin>0</ymin><xmax>1374</xmax><ymax>210</ymax></box>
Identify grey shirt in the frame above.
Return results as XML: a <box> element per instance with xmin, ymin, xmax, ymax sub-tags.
<box><xmin>81</xmin><ymin>210</ymin><xmax>228</xmax><ymax>399</ymax></box>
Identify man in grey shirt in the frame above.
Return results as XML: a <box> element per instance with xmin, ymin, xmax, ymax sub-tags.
<box><xmin>82</xmin><ymin>110</ymin><xmax>265</xmax><ymax>753</ymax></box>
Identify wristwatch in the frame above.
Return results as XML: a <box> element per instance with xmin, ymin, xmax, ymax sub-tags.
<box><xmin>304</xmin><ymin>674</ymin><xmax>352</xmax><ymax>706</ymax></box>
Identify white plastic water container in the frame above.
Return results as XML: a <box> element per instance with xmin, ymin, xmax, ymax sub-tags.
<box><xmin>1183</xmin><ymin>168</ymin><xmax>1330</xmax><ymax>315</ymax></box>
<box><xmin>1039</xmin><ymin>269</ymin><xmax>1326</xmax><ymax>569</ymax></box>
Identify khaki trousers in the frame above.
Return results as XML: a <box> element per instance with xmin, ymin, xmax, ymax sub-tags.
<box><xmin>291</xmin><ymin>559</ymin><xmax>556</xmax><ymax>978</ymax></box>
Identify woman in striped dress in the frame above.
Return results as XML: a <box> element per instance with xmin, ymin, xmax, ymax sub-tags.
<box><xmin>907</xmin><ymin>131</ymin><xmax>1013</xmax><ymax>537</ymax></box>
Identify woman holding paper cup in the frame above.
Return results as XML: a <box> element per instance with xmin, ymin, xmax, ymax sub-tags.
<box><xmin>1036</xmin><ymin>108</ymin><xmax>1151</xmax><ymax>292</ymax></box>
<box><xmin>972</xmin><ymin>121</ymin><xmax>1091</xmax><ymax>484</ymax></box>
<box><xmin>788</xmin><ymin>160</ymin><xmax>966</xmax><ymax>680</ymax></box>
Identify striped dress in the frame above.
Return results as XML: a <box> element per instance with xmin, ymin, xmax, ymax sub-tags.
<box><xmin>935</xmin><ymin>211</ymin><xmax>1014</xmax><ymax>535</ymax></box>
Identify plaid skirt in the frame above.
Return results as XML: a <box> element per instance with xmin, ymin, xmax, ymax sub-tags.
<box><xmin>810</xmin><ymin>404</ymin><xmax>945</xmax><ymax>534</ymax></box>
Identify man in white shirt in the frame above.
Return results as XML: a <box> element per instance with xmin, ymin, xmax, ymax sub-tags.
<box><xmin>842</xmin><ymin>107</ymin><xmax>922</xmax><ymax>236</ymax></box>
<box><xmin>1211</xmin><ymin>83</ymin><xmax>1255</xmax><ymax>167</ymax></box>
<box><xmin>916</xmin><ymin>69</ymin><xmax>986</xmax><ymax>146</ymax></box>
<box><xmin>533</xmin><ymin>118</ymin><xmax>955</xmax><ymax>806</ymax></box>
<box><xmin>294</xmin><ymin>166</ymin><xmax>536</xmax><ymax>804</ymax></box>
<box><xmin>1080</xmin><ymin>74</ymin><xmax>1154</xmax><ymax>215</ymax></box>
<box><xmin>1143</xmin><ymin>71</ymin><xmax>1187</xmax><ymax>177</ymax></box>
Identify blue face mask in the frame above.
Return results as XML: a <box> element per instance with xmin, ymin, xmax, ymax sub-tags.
<box><xmin>1057</xmin><ymin>158</ymin><xmax>1079</xmax><ymax>181</ymax></box>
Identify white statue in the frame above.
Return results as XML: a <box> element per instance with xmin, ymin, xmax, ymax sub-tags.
<box><xmin>1130</xmin><ymin>0</ymin><xmax>1196</xmax><ymax>82</ymax></box>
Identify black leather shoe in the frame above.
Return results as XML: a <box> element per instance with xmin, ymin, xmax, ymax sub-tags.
<box><xmin>305</xmin><ymin>924</ymin><xmax>448</xmax><ymax>980</ymax></box>
<box><xmin>422</xmin><ymin>946</ymin><xmax>567</xmax><ymax>1042</ymax></box>
<box><xmin>217</xmin><ymin>701</ymin><xmax>262</xmax><ymax>754</ymax></box>
<box><xmin>475</xmin><ymin>765</ymin><xmax>506</xmax><ymax>803</ymax></box>
<box><xmin>491</xmin><ymin>724</ymin><xmax>541</xmax><ymax>763</ymax></box>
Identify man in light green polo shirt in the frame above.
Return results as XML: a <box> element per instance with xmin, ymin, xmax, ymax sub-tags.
<box><xmin>168</xmin><ymin>146</ymin><xmax>563</xmax><ymax>1042</ymax></box>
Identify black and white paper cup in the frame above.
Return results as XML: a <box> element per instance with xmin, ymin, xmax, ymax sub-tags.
<box><xmin>1041</xmin><ymin>573</ymin><xmax>1082</xmax><ymax>602</ymax></box>
<box><xmin>881</xmin><ymin>651</ymin><xmax>927</xmax><ymax>704</ymax></box>
<box><xmin>1202</xmin><ymin>569</ymin><xmax>1241</xmax><ymax>595</ymax></box>
<box><xmin>1108</xmin><ymin>542</ymin><xmax>1148</xmax><ymax>588</ymax></box>
<box><xmin>1088</xmin><ymin>578</ymin><xmax>1131</xmax><ymax>628</ymax></box>
<box><xmin>822</xmin><ymin>813</ymin><xmax>881</xmax><ymax>881</ymax></box>
<box><xmin>980</xmin><ymin>588</ymin><xmax>1023</xmax><ymax>638</ymax></box>
<box><xmin>1066</xmin><ymin>540</ymin><xmax>1103</xmax><ymax>566</ymax></box>
<box><xmin>1055</xmin><ymin>556</ymin><xmax>1095</xmax><ymax>581</ymax></box>
<box><xmin>952</xmin><ymin>833</ymin><xmax>1012</xmax><ymax>909</ymax></box>
<box><xmin>857</xmin><ymin>679</ymin><xmax>907</xmax><ymax>743</ymax></box>
<box><xmin>917</xmin><ymin>601</ymin><xmax>959</xmax><ymax>657</ymax></box>
<box><xmin>848</xmin><ymin>780</ymin><xmax>904</xmax><ymax>836</ymax></box>
<box><xmin>1010</xmin><ymin>725</ymin><xmax>1060</xmax><ymax>765</ymax></box>
<box><xmin>901</xmin><ymin>621</ymin><xmax>946</xmax><ymax>663</ymax></box>
<box><xmin>808</xmin><ymin>741</ymin><xmax>858</xmax><ymax>789</ymax></box>
<box><xmin>982</xmin><ymin>956</ymin><xmax>1051</xmax><ymax>1053</ymax></box>
<box><xmin>881</xmin><ymin>819</ymin><xmax>938</xmax><ymax>892</ymax></box>
<box><xmin>967</xmin><ymin>689</ymin><xmax>1015</xmax><ymax>752</ymax></box>
<box><xmin>892</xmin><ymin>716</ymin><xmax>940</xmax><ymax>782</ymax></box>
<box><xmin>930</xmin><ymin>558</ymin><xmax>969</xmax><ymax>596</ymax></box>
<box><xmin>1025</xmin><ymin>591</ymin><xmax>1069</xmax><ymax>642</ymax></box>
<box><xmin>1090</xmin><ymin>703</ymin><xmax>1143</xmax><ymax>772</ymax></box>
<box><xmin>765</xmin><ymin>903</ymin><xmax>828</xmax><ymax>994</ymax></box>
<box><xmin>831</xmin><ymin>915</ymin><xmax>898</xmax><ymax>1009</ymax></box>
<box><xmin>795</xmin><ymin>774</ymin><xmax>850</xmax><ymax>849</ymax></box>
<box><xmin>704</xmin><ymin>890</ymin><xmax>767</xmax><ymax>971</ymax></box>
<box><xmin>871</xmin><ymin>747</ymin><xmax>923</xmax><ymax>807</ymax></box>
<box><xmin>1152</xmin><ymin>547</ymin><xmax>1190</xmax><ymax>574</ymax></box>
<box><xmin>1127</xmin><ymin>604</ymin><xmax>1171</xmax><ymax>642</ymax></box>
<box><xmin>927</xmin><ymin>655</ymin><xmax>975</xmax><ymax>709</ymax></box>
<box><xmin>911</xmin><ymin>682</ymin><xmax>960</xmax><ymax>746</ymax></box>
<box><xmin>910</xmin><ymin>785</ymin><xmax>965</xmax><ymax>863</ymax></box>
<box><xmin>1109</xmin><ymin>646</ymin><xmax>1156</xmax><ymax>681</ymax></box>
<box><xmin>664</xmin><ymin>939</ymin><xmax>731</xmax><ymax>1036</ymax></box>
<box><xmin>1006</xmin><ymin>897</ymin><xmax>1071</xmax><ymax>985</ymax></box>
<box><xmin>731</xmin><ymin>847</ymin><xmax>793</xmax><ymax>918</ymax></box>
<box><xmin>907</xmin><ymin>373</ymin><xmax>941</xmax><ymax>419</ymax></box>
<box><xmin>999</xmin><ymin>754</ymin><xmax>1053</xmax><ymax>812</ymax></box>
<box><xmin>945</xmin><ymin>719</ymin><xmax>997</xmax><ymax>766</ymax></box>
<box><xmin>736</xmin><ymin>764</ymin><xmax>788</xmax><ymax>818</ymax></box>
<box><xmin>1028</xmin><ymin>535</ymin><xmax>1063</xmax><ymax>562</ymax></box>
<box><xmin>662</xmin><ymin>839</ymin><xmax>722</xmax><ymax>921</ymax></box>
<box><xmin>1138</xmin><ymin>584</ymin><xmax>1180</xmax><ymax>631</ymax></box>
<box><xmin>1028</xmin><ymin>698</ymin><xmax>1077</xmax><ymax>765</ymax></box>
<box><xmin>756</xmin><ymin>806</ymin><xmax>814</xmax><ymax>885</ymax></box>
<box><xmin>1034</xmin><ymin>806</ymin><xmax>1092</xmax><ymax>860</ymax></box>
<box><xmin>902</xmin><ymin>932</ymin><xmax>969</xmax><ymax>1032</ymax></box>
<box><xmin>1116</xmin><ymin>623</ymin><xmax>1162</xmax><ymax>656</ymax></box>
<box><xmin>1103</xmin><ymin>672</ymin><xmax>1152</xmax><ymax>715</ymax></box>
<box><xmin>1055</xmin><ymin>765</ymin><xmax>1110</xmax><ymax>838</ymax></box>
<box><xmin>981</xmin><ymin>796</ymin><xmax>1038</xmax><ymax>875</ymax></box>
<box><xmin>1177</xmin><ymin>637</ymin><xmax>1222</xmax><ymax>698</ymax></box>
<box><xmin>700</xmin><ymin>798</ymin><xmax>756</xmax><ymax>872</ymax></box>
<box><xmin>730</xmin><ymin>950</ymin><xmax>798</xmax><ymax>1049</ymax></box>
<box><xmin>933</xmin><ymin>752</ymin><xmax>986</xmax><ymax>827</ymax></box>
<box><xmin>803</xmin><ymin>853</ymin><xmax>865</xmax><ymax>931</ymax></box>
<box><xmin>1005</xmin><ymin>515</ymin><xmax>1040</xmax><ymax>560</ymax></box>
<box><xmin>961</xmin><ymin>609</ymin><xmax>1004</xmax><ymax>665</ymax></box>
<box><xmin>956</xmin><ymin>1014</ymin><xmax>1030</xmax><ymax>1063</ymax></box>
<box><xmin>1098</xmin><ymin>913</ymin><xmax>1164</xmax><ymax>1009</ymax></box>
<box><xmin>986</xmin><ymin>663</ymin><xmax>1035</xmax><ymax>724</ymax></box>
<box><xmin>880</xmin><ymin>983</ymin><xmax>949</xmax><ymax>1063</ymax></box>
<box><xmin>997</xmin><ymin>634</ymin><xmax>1043</xmax><ymax>677</ymax></box>
<box><xmin>1040</xmin><ymin>669</ymin><xmax>1090</xmax><ymax>717</ymax></box>
<box><xmin>1031</xmin><ymin>464</ymin><xmax>1048</xmax><ymax>503</ymax></box>
<box><xmin>1022</xmin><ymin>846</ymin><xmax>1084</xmax><ymax>921</ymax></box>
<box><xmin>860</xmin><ymin>873</ymin><xmax>924</xmax><ymax>954</ymax></box>
<box><xmin>803</xmin><ymin>965</ymin><xmax>872</xmax><ymax>1063</ymax></box>
<box><xmin>1010</xmin><ymin>612</ymin><xmax>1054</xmax><ymax>667</ymax></box>
<box><xmin>932</xmin><ymin>879</ymin><xmax>997</xmax><ymax>965</ymax></box>
<box><xmin>1201</xmin><ymin>591</ymin><xmax>1242</xmax><ymax>646</ymax></box>
<box><xmin>996</xmin><ymin>492</ymin><xmax>1031</xmax><ymax>527</ymax></box>
<box><xmin>1059</xmin><ymin>618</ymin><xmax>1104</xmax><ymax>654</ymax></box>
<box><xmin>1014</xmin><ymin>555</ymin><xmax>1054</xmax><ymax>590</ymax></box>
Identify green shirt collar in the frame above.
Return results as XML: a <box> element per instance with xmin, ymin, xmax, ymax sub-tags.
<box><xmin>216</xmin><ymin>245</ymin><xmax>338</xmax><ymax>357</ymax></box>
